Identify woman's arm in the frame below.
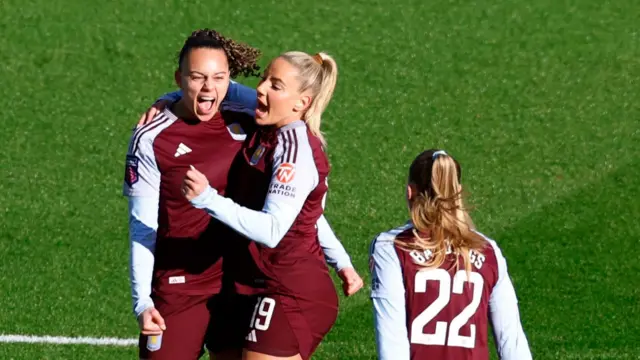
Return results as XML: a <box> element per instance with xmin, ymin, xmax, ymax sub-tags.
<box><xmin>370</xmin><ymin>236</ymin><xmax>411</xmax><ymax>360</ymax></box>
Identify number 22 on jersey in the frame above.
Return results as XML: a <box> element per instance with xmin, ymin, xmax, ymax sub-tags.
<box><xmin>411</xmin><ymin>268</ymin><xmax>483</xmax><ymax>349</ymax></box>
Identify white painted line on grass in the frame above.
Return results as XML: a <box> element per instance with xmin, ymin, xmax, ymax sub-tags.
<box><xmin>0</xmin><ymin>334</ymin><xmax>137</xmax><ymax>347</ymax></box>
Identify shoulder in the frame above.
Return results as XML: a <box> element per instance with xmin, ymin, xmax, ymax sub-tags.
<box><xmin>220</xmin><ymin>91</ymin><xmax>256</xmax><ymax>117</ymax></box>
<box><xmin>473</xmin><ymin>230</ymin><xmax>503</xmax><ymax>261</ymax></box>
<box><xmin>220</xmin><ymin>108</ymin><xmax>256</xmax><ymax>140</ymax></box>
<box><xmin>273</xmin><ymin>122</ymin><xmax>314</xmax><ymax>164</ymax></box>
<box><xmin>470</xmin><ymin>231</ymin><xmax>504</xmax><ymax>284</ymax></box>
<box><xmin>369</xmin><ymin>222</ymin><xmax>414</xmax><ymax>256</ymax></box>
<box><xmin>127</xmin><ymin>110</ymin><xmax>177</xmax><ymax>156</ymax></box>
<box><xmin>280</xmin><ymin>123</ymin><xmax>330</xmax><ymax>173</ymax></box>
<box><xmin>369</xmin><ymin>222</ymin><xmax>412</xmax><ymax>296</ymax></box>
<box><xmin>220</xmin><ymin>105</ymin><xmax>256</xmax><ymax>126</ymax></box>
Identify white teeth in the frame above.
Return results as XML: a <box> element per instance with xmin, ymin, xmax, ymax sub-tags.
<box><xmin>200</xmin><ymin>97</ymin><xmax>214</xmax><ymax>101</ymax></box>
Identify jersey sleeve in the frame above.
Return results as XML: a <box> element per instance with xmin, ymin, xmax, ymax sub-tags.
<box><xmin>369</xmin><ymin>237</ymin><xmax>411</xmax><ymax>360</ymax></box>
<box><xmin>122</xmin><ymin>130</ymin><xmax>161</xmax><ymax>197</ymax></box>
<box><xmin>157</xmin><ymin>90</ymin><xmax>181</xmax><ymax>103</ymax></box>
<box><xmin>128</xmin><ymin>196</ymin><xmax>158</xmax><ymax>317</ymax></box>
<box><xmin>190</xmin><ymin>130</ymin><xmax>318</xmax><ymax>248</ymax></box>
<box><xmin>317</xmin><ymin>214</ymin><xmax>353</xmax><ymax>271</ymax></box>
<box><xmin>224</xmin><ymin>80</ymin><xmax>257</xmax><ymax>113</ymax></box>
<box><xmin>123</xmin><ymin>130</ymin><xmax>162</xmax><ymax>317</ymax></box>
<box><xmin>488</xmin><ymin>240</ymin><xmax>533</xmax><ymax>360</ymax></box>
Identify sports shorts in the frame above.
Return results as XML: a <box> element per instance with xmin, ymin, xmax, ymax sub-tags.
<box><xmin>138</xmin><ymin>291</ymin><xmax>254</xmax><ymax>360</ymax></box>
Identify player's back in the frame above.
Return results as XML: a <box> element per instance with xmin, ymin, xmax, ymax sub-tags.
<box><xmin>372</xmin><ymin>223</ymin><xmax>499</xmax><ymax>360</ymax></box>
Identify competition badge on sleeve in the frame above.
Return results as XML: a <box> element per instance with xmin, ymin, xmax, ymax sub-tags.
<box><xmin>369</xmin><ymin>254</ymin><xmax>380</xmax><ymax>291</ymax></box>
<box><xmin>125</xmin><ymin>155</ymin><xmax>139</xmax><ymax>186</ymax></box>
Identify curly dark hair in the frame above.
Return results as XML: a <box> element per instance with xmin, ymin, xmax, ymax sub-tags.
<box><xmin>178</xmin><ymin>28</ymin><xmax>261</xmax><ymax>78</ymax></box>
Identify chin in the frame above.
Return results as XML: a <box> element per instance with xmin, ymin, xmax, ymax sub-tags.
<box><xmin>196</xmin><ymin>112</ymin><xmax>217</xmax><ymax>122</ymax></box>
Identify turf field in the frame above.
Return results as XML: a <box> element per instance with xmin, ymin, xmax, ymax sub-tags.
<box><xmin>1</xmin><ymin>0</ymin><xmax>639</xmax><ymax>358</ymax></box>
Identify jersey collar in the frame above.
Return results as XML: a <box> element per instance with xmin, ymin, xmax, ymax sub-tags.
<box><xmin>277</xmin><ymin>120</ymin><xmax>305</xmax><ymax>132</ymax></box>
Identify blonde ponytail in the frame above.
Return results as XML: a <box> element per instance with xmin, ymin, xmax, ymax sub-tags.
<box><xmin>278</xmin><ymin>51</ymin><xmax>338</xmax><ymax>147</ymax></box>
<box><xmin>396</xmin><ymin>150</ymin><xmax>485</xmax><ymax>275</ymax></box>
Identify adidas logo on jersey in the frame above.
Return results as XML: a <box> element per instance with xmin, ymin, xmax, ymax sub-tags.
<box><xmin>174</xmin><ymin>143</ymin><xmax>192</xmax><ymax>157</ymax></box>
<box><xmin>245</xmin><ymin>329</ymin><xmax>257</xmax><ymax>342</ymax></box>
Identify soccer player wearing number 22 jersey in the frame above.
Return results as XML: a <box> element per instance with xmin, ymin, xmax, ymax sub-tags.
<box><xmin>370</xmin><ymin>149</ymin><xmax>532</xmax><ymax>360</ymax></box>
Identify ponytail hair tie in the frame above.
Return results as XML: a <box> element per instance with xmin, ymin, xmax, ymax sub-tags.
<box><xmin>312</xmin><ymin>53</ymin><xmax>324</xmax><ymax>65</ymax></box>
<box><xmin>432</xmin><ymin>150</ymin><xmax>447</xmax><ymax>159</ymax></box>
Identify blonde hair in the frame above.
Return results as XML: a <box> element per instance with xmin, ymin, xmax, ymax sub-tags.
<box><xmin>277</xmin><ymin>51</ymin><xmax>338</xmax><ymax>146</ymax></box>
<box><xmin>396</xmin><ymin>150</ymin><xmax>485</xmax><ymax>275</ymax></box>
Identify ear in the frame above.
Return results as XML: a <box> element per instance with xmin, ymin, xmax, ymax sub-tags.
<box><xmin>293</xmin><ymin>94</ymin><xmax>312</xmax><ymax>113</ymax></box>
<box><xmin>406</xmin><ymin>183</ymin><xmax>416</xmax><ymax>201</ymax></box>
<box><xmin>174</xmin><ymin>69</ymin><xmax>181</xmax><ymax>88</ymax></box>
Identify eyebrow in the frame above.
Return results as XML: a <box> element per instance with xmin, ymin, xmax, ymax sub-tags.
<box><xmin>189</xmin><ymin>71</ymin><xmax>227</xmax><ymax>76</ymax></box>
<box><xmin>270</xmin><ymin>76</ymin><xmax>285</xmax><ymax>86</ymax></box>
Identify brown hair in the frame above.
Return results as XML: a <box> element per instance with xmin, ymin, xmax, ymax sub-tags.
<box><xmin>397</xmin><ymin>149</ymin><xmax>485</xmax><ymax>275</ymax></box>
<box><xmin>277</xmin><ymin>51</ymin><xmax>338</xmax><ymax>147</ymax></box>
<box><xmin>178</xmin><ymin>28</ymin><xmax>261</xmax><ymax>78</ymax></box>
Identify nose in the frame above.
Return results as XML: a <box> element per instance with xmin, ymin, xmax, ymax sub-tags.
<box><xmin>202</xmin><ymin>77</ymin><xmax>213</xmax><ymax>90</ymax></box>
<box><xmin>256</xmin><ymin>80</ymin><xmax>268</xmax><ymax>97</ymax></box>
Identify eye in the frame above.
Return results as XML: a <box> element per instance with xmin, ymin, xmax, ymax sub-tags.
<box><xmin>190</xmin><ymin>75</ymin><xmax>204</xmax><ymax>81</ymax></box>
<box><xmin>214</xmin><ymin>76</ymin><xmax>225</xmax><ymax>82</ymax></box>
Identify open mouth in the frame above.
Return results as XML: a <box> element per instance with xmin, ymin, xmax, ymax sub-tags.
<box><xmin>196</xmin><ymin>96</ymin><xmax>216</xmax><ymax>114</ymax></box>
<box><xmin>256</xmin><ymin>98</ymin><xmax>268</xmax><ymax>118</ymax></box>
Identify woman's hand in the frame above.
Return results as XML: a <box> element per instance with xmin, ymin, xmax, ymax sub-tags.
<box><xmin>182</xmin><ymin>166</ymin><xmax>210</xmax><ymax>201</ymax></box>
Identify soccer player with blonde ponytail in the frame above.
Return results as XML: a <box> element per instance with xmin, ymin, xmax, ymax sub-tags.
<box><xmin>131</xmin><ymin>40</ymin><xmax>362</xmax><ymax>360</ymax></box>
<box><xmin>369</xmin><ymin>149</ymin><xmax>532</xmax><ymax>360</ymax></box>
<box><xmin>179</xmin><ymin>51</ymin><xmax>357</xmax><ymax>360</ymax></box>
<box><xmin>401</xmin><ymin>149</ymin><xmax>485</xmax><ymax>276</ymax></box>
<box><xmin>254</xmin><ymin>51</ymin><xmax>337</xmax><ymax>147</ymax></box>
<box><xmin>276</xmin><ymin>51</ymin><xmax>338</xmax><ymax>147</ymax></box>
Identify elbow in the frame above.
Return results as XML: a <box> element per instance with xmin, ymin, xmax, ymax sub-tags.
<box><xmin>261</xmin><ymin>231</ymin><xmax>284</xmax><ymax>248</ymax></box>
<box><xmin>263</xmin><ymin>238</ymin><xmax>281</xmax><ymax>249</ymax></box>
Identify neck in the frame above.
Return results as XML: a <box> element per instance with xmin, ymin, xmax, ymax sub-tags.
<box><xmin>274</xmin><ymin>115</ymin><xmax>300</xmax><ymax>129</ymax></box>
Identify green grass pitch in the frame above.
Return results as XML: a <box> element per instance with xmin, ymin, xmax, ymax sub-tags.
<box><xmin>1</xmin><ymin>0</ymin><xmax>639</xmax><ymax>358</ymax></box>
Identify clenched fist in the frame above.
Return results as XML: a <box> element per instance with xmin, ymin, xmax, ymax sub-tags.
<box><xmin>338</xmin><ymin>267</ymin><xmax>364</xmax><ymax>297</ymax></box>
<box><xmin>182</xmin><ymin>166</ymin><xmax>210</xmax><ymax>201</ymax></box>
